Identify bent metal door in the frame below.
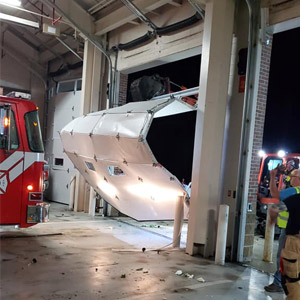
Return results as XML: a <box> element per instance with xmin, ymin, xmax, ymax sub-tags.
<box><xmin>0</xmin><ymin>103</ymin><xmax>24</xmax><ymax>224</ymax></box>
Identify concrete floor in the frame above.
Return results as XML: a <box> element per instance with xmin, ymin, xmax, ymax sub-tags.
<box><xmin>249</xmin><ymin>235</ymin><xmax>278</xmax><ymax>274</ymax></box>
<box><xmin>1</xmin><ymin>202</ymin><xmax>285</xmax><ymax>300</ymax></box>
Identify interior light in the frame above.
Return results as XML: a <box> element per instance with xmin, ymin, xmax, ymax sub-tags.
<box><xmin>258</xmin><ymin>150</ymin><xmax>265</xmax><ymax>157</ymax></box>
<box><xmin>3</xmin><ymin>116</ymin><xmax>10</xmax><ymax>127</ymax></box>
<box><xmin>27</xmin><ymin>185</ymin><xmax>33</xmax><ymax>191</ymax></box>
<box><xmin>0</xmin><ymin>0</ymin><xmax>21</xmax><ymax>7</ymax></box>
<box><xmin>277</xmin><ymin>150</ymin><xmax>285</xmax><ymax>158</ymax></box>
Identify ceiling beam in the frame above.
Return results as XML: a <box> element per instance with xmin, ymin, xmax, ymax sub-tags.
<box><xmin>168</xmin><ymin>0</ymin><xmax>183</xmax><ymax>7</ymax></box>
<box><xmin>94</xmin><ymin>0</ymin><xmax>183</xmax><ymax>35</ymax></box>
<box><xmin>0</xmin><ymin>43</ymin><xmax>47</xmax><ymax>89</ymax></box>
<box><xmin>269</xmin><ymin>0</ymin><xmax>300</xmax><ymax>25</ymax></box>
<box><xmin>13</xmin><ymin>26</ymin><xmax>67</xmax><ymax>63</ymax></box>
<box><xmin>40</xmin><ymin>0</ymin><xmax>95</xmax><ymax>34</ymax></box>
<box><xmin>6</xmin><ymin>25</ymin><xmax>39</xmax><ymax>51</ymax></box>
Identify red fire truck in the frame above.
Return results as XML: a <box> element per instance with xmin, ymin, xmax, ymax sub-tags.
<box><xmin>0</xmin><ymin>95</ymin><xmax>50</xmax><ymax>228</ymax></box>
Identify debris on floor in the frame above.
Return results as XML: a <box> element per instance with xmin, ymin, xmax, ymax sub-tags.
<box><xmin>120</xmin><ymin>274</ymin><xmax>126</xmax><ymax>278</ymax></box>
<box><xmin>197</xmin><ymin>277</ymin><xmax>205</xmax><ymax>283</ymax></box>
<box><xmin>141</xmin><ymin>224</ymin><xmax>161</xmax><ymax>228</ymax></box>
<box><xmin>105</xmin><ymin>226</ymin><xmax>114</xmax><ymax>230</ymax></box>
<box><xmin>184</xmin><ymin>273</ymin><xmax>194</xmax><ymax>279</ymax></box>
<box><xmin>175</xmin><ymin>270</ymin><xmax>183</xmax><ymax>275</ymax></box>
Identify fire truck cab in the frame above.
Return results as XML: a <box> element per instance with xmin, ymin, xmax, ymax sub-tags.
<box><xmin>0</xmin><ymin>95</ymin><xmax>50</xmax><ymax>228</ymax></box>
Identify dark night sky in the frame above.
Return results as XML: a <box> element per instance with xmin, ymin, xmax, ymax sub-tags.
<box><xmin>262</xmin><ymin>27</ymin><xmax>300</xmax><ymax>154</ymax></box>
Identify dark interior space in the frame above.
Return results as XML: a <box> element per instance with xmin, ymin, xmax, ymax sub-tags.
<box><xmin>147</xmin><ymin>111</ymin><xmax>197</xmax><ymax>184</ymax></box>
<box><xmin>263</xmin><ymin>27</ymin><xmax>300</xmax><ymax>154</ymax></box>
<box><xmin>127</xmin><ymin>55</ymin><xmax>201</xmax><ymax>102</ymax></box>
<box><xmin>127</xmin><ymin>55</ymin><xmax>201</xmax><ymax>183</ymax></box>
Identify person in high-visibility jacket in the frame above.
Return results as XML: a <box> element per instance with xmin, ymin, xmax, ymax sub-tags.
<box><xmin>269</xmin><ymin>193</ymin><xmax>300</xmax><ymax>300</ymax></box>
<box><xmin>264</xmin><ymin>169</ymin><xmax>300</xmax><ymax>293</ymax></box>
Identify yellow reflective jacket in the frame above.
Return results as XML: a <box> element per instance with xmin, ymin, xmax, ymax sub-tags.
<box><xmin>277</xmin><ymin>186</ymin><xmax>300</xmax><ymax>228</ymax></box>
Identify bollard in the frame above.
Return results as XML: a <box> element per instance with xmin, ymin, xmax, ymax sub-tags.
<box><xmin>263</xmin><ymin>205</ymin><xmax>275</xmax><ymax>262</ymax></box>
<box><xmin>88</xmin><ymin>189</ymin><xmax>96</xmax><ymax>216</ymax></box>
<box><xmin>173</xmin><ymin>195</ymin><xmax>184</xmax><ymax>248</ymax></box>
<box><xmin>215</xmin><ymin>204</ymin><xmax>229</xmax><ymax>265</ymax></box>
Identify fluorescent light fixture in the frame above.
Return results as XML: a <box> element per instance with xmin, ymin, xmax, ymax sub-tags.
<box><xmin>277</xmin><ymin>150</ymin><xmax>286</xmax><ymax>158</ymax></box>
<box><xmin>258</xmin><ymin>150</ymin><xmax>265</xmax><ymax>157</ymax></box>
<box><xmin>0</xmin><ymin>0</ymin><xmax>21</xmax><ymax>7</ymax></box>
<box><xmin>0</xmin><ymin>13</ymin><xmax>39</xmax><ymax>28</ymax></box>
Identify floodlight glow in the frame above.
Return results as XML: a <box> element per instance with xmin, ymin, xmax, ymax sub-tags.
<box><xmin>0</xmin><ymin>0</ymin><xmax>21</xmax><ymax>7</ymax></box>
<box><xmin>258</xmin><ymin>150</ymin><xmax>265</xmax><ymax>157</ymax></box>
<box><xmin>277</xmin><ymin>150</ymin><xmax>286</xmax><ymax>158</ymax></box>
<box><xmin>127</xmin><ymin>183</ymin><xmax>182</xmax><ymax>202</ymax></box>
<box><xmin>98</xmin><ymin>180</ymin><xmax>117</xmax><ymax>198</ymax></box>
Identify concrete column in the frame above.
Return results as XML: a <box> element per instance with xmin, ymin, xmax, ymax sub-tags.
<box><xmin>74</xmin><ymin>39</ymin><xmax>109</xmax><ymax>212</ymax></box>
<box><xmin>186</xmin><ymin>0</ymin><xmax>235</xmax><ymax>256</ymax></box>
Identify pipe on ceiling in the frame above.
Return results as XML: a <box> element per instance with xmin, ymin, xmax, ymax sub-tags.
<box><xmin>41</xmin><ymin>0</ymin><xmax>115</xmax><ymax>108</ymax></box>
<box><xmin>187</xmin><ymin>0</ymin><xmax>205</xmax><ymax>19</ymax></box>
<box><xmin>48</xmin><ymin>61</ymin><xmax>83</xmax><ymax>77</ymax></box>
<box><xmin>119</xmin><ymin>0</ymin><xmax>158</xmax><ymax>31</ymax></box>
<box><xmin>56</xmin><ymin>37</ymin><xmax>83</xmax><ymax>61</ymax></box>
<box><xmin>112</xmin><ymin>0</ymin><xmax>204</xmax><ymax>51</ymax></box>
<box><xmin>112</xmin><ymin>31</ymin><xmax>154</xmax><ymax>51</ymax></box>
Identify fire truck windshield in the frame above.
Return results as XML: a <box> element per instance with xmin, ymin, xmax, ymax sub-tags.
<box><xmin>24</xmin><ymin>110</ymin><xmax>44</xmax><ymax>152</ymax></box>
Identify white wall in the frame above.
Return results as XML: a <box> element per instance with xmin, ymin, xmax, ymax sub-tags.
<box><xmin>45</xmin><ymin>89</ymin><xmax>81</xmax><ymax>204</ymax></box>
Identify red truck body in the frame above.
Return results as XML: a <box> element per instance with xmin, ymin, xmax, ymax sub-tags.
<box><xmin>0</xmin><ymin>96</ymin><xmax>49</xmax><ymax>228</ymax></box>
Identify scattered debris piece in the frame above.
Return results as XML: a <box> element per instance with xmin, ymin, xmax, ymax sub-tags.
<box><xmin>95</xmin><ymin>268</ymin><xmax>98</xmax><ymax>272</ymax></box>
<box><xmin>160</xmin><ymin>279</ymin><xmax>165</xmax><ymax>282</ymax></box>
<box><xmin>142</xmin><ymin>247</ymin><xmax>146</xmax><ymax>252</ymax></box>
<box><xmin>184</xmin><ymin>273</ymin><xmax>194</xmax><ymax>279</ymax></box>
<box><xmin>61</xmin><ymin>272</ymin><xmax>65</xmax><ymax>275</ymax></box>
<box><xmin>175</xmin><ymin>270</ymin><xmax>183</xmax><ymax>276</ymax></box>
<box><xmin>105</xmin><ymin>226</ymin><xmax>114</xmax><ymax>230</ymax></box>
<box><xmin>136</xmin><ymin>268</ymin><xmax>143</xmax><ymax>271</ymax></box>
<box><xmin>197</xmin><ymin>277</ymin><xmax>205</xmax><ymax>283</ymax></box>
<box><xmin>121</xmin><ymin>274</ymin><xmax>126</xmax><ymax>278</ymax></box>
<box><xmin>141</xmin><ymin>224</ymin><xmax>161</xmax><ymax>228</ymax></box>
<box><xmin>238</xmin><ymin>287</ymin><xmax>243</xmax><ymax>289</ymax></box>
<box><xmin>32</xmin><ymin>258</ymin><xmax>37</xmax><ymax>264</ymax></box>
<box><xmin>143</xmin><ymin>270</ymin><xmax>149</xmax><ymax>273</ymax></box>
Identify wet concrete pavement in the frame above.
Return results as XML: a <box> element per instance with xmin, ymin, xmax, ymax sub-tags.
<box><xmin>0</xmin><ymin>202</ymin><xmax>285</xmax><ymax>300</ymax></box>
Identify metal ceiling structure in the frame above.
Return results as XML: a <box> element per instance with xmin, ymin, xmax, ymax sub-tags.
<box><xmin>0</xmin><ymin>0</ymin><xmax>299</xmax><ymax>79</ymax></box>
